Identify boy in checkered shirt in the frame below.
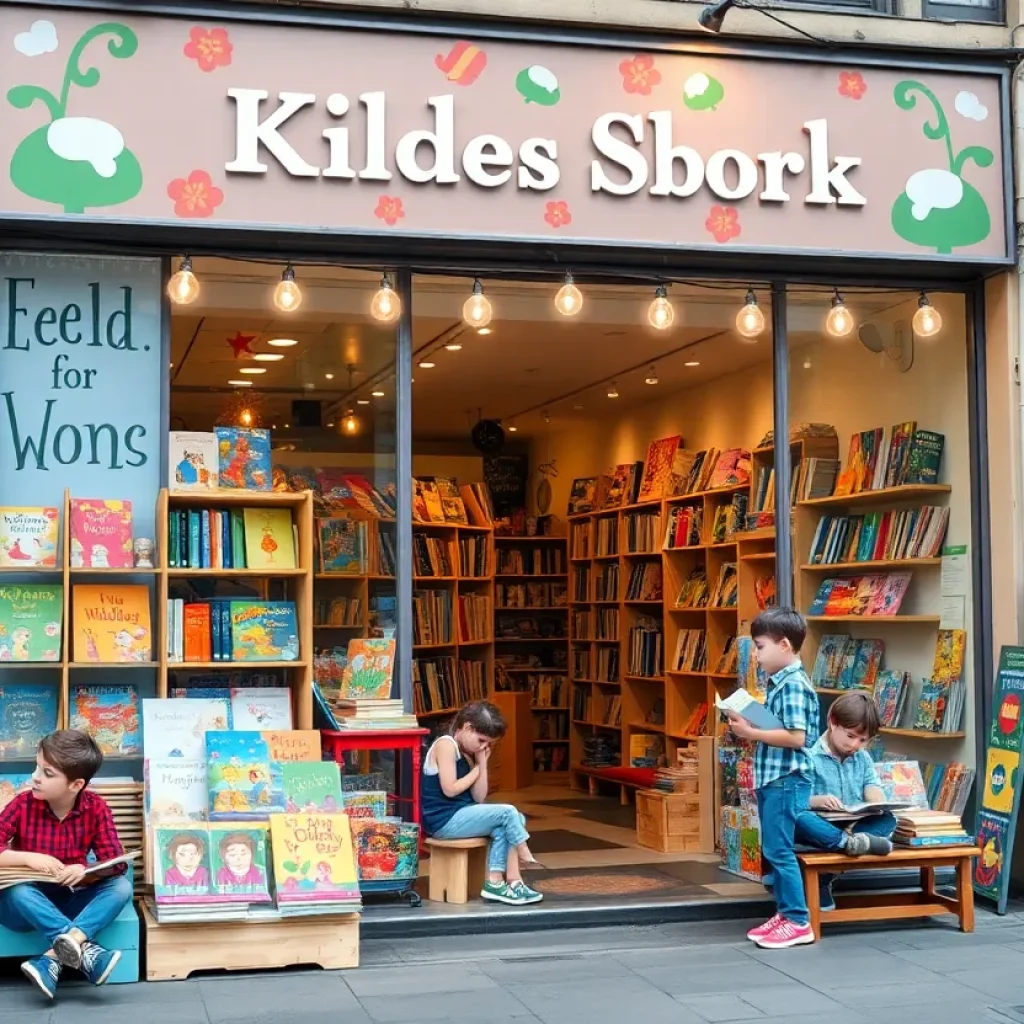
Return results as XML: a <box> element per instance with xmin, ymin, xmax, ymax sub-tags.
<box><xmin>724</xmin><ymin>609</ymin><xmax>819</xmax><ymax>949</ymax></box>
<box><xmin>0</xmin><ymin>730</ymin><xmax>131</xmax><ymax>1000</ymax></box>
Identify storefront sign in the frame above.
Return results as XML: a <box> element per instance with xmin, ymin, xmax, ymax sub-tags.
<box><xmin>0</xmin><ymin>11</ymin><xmax>1009</xmax><ymax>261</ymax></box>
<box><xmin>973</xmin><ymin>645</ymin><xmax>1024</xmax><ymax>914</ymax></box>
<box><xmin>0</xmin><ymin>254</ymin><xmax>162</xmax><ymax>537</ymax></box>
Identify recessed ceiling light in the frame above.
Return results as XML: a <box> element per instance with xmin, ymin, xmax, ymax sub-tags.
<box><xmin>418</xmin><ymin>361</ymin><xmax>435</xmax><ymax>369</ymax></box>
<box><xmin>445</xmin><ymin>343</ymin><xmax>462</xmax><ymax>351</ymax></box>
<box><xmin>284</xmin><ymin>422</ymin><xmax>291</xmax><ymax>428</ymax></box>
<box><xmin>371</xmin><ymin>389</ymin><xmax>385</xmax><ymax>397</ymax></box>
<box><xmin>304</xmin><ymin>382</ymin><xmax>315</xmax><ymax>390</ymax></box>
<box><xmin>572</xmin><ymin>404</ymin><xmax>584</xmax><ymax>411</ymax></box>
<box><xmin>477</xmin><ymin>328</ymin><xmax>492</xmax><ymax>336</ymax></box>
<box><xmin>227</xmin><ymin>379</ymin><xmax>252</xmax><ymax>387</ymax></box>
<box><xmin>684</xmin><ymin>360</ymin><xmax>700</xmax><ymax>367</ymax></box>
<box><xmin>508</xmin><ymin>424</ymin><xmax>518</xmax><ymax>432</ymax></box>
<box><xmin>239</xmin><ymin>367</ymin><xmax>266</xmax><ymax>375</ymax></box>
<box><xmin>253</xmin><ymin>353</ymin><xmax>284</xmax><ymax>362</ymax></box>
<box><xmin>325</xmin><ymin>373</ymin><xmax>334</xmax><ymax>380</ymax></box>
<box><xmin>357</xmin><ymin>399</ymin><xmax>370</xmax><ymax>405</ymax></box>
<box><xmin>327</xmin><ymin>421</ymin><xmax>335</xmax><ymax>428</ymax></box>
<box><xmin>267</xmin><ymin>338</ymin><xmax>298</xmax><ymax>347</ymax></box>
<box><xmin>271</xmin><ymin>423</ymin><xmax>277</xmax><ymax>429</ymax></box>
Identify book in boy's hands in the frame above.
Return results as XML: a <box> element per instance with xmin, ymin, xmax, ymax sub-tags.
<box><xmin>816</xmin><ymin>800</ymin><xmax>916</xmax><ymax>823</ymax></box>
<box><xmin>0</xmin><ymin>850</ymin><xmax>141</xmax><ymax>891</ymax></box>
<box><xmin>715</xmin><ymin>689</ymin><xmax>785</xmax><ymax>731</ymax></box>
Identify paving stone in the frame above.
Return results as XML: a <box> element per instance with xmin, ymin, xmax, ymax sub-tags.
<box><xmin>634</xmin><ymin>960</ymin><xmax>793</xmax><ymax>996</ymax></box>
<box><xmin>478</xmin><ymin>953</ymin><xmax>633</xmax><ymax>984</ymax></box>
<box><xmin>613</xmin><ymin>944</ymin><xmax>760</xmax><ymax>971</ymax></box>
<box><xmin>889</xmin><ymin>944</ymin><xmax>1024</xmax><ymax>972</ymax></box>
<box><xmin>345</xmin><ymin>961</ymin><xmax>502</xmax><ymax>997</ymax></box>
<box><xmin>827</xmin><ymin>978</ymin><xmax>996</xmax><ymax>1010</ymax></box>
<box><xmin>512</xmin><ymin>978</ymin><xmax>707</xmax><ymax>1024</ymax></box>
<box><xmin>672</xmin><ymin>992</ymin><xmax>767</xmax><ymax>1021</ymax></box>
<box><xmin>357</xmin><ymin>989</ymin><xmax>533</xmax><ymax>1022</ymax></box>
<box><xmin>732</xmin><ymin>983</ymin><xmax>847</xmax><ymax>1016</ymax></box>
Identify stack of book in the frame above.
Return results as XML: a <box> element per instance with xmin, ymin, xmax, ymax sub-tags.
<box><xmin>893</xmin><ymin>808</ymin><xmax>972</xmax><ymax>848</ymax></box>
<box><xmin>653</xmin><ymin>755</ymin><xmax>699</xmax><ymax>793</ymax></box>
<box><xmin>333</xmin><ymin>698</ymin><xmax>419</xmax><ymax>731</ymax></box>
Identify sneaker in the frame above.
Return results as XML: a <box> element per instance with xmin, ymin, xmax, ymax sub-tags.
<box><xmin>819</xmin><ymin>879</ymin><xmax>836</xmax><ymax>913</ymax></box>
<box><xmin>79</xmin><ymin>942</ymin><xmax>121</xmax><ymax>986</ymax></box>
<box><xmin>754</xmin><ymin>917</ymin><xmax>816</xmax><ymax>950</ymax></box>
<box><xmin>508</xmin><ymin>880</ymin><xmax>544</xmax><ymax>904</ymax></box>
<box><xmin>21</xmin><ymin>955</ymin><xmax>61</xmax><ymax>1000</ymax></box>
<box><xmin>845</xmin><ymin>833</ymin><xmax>893</xmax><ymax>857</ymax></box>
<box><xmin>746</xmin><ymin>914</ymin><xmax>782</xmax><ymax>941</ymax></box>
<box><xmin>52</xmin><ymin>931</ymin><xmax>83</xmax><ymax>969</ymax></box>
<box><xmin>481</xmin><ymin>880</ymin><xmax>529</xmax><ymax>906</ymax></box>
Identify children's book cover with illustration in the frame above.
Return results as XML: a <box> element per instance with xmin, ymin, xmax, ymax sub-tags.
<box><xmin>153</xmin><ymin>825</ymin><xmax>214</xmax><ymax>904</ymax></box>
<box><xmin>340</xmin><ymin>638</ymin><xmax>396</xmax><ymax>699</ymax></box>
<box><xmin>0</xmin><ymin>584</ymin><xmax>62</xmax><ymax>661</ymax></box>
<box><xmin>70</xmin><ymin>684</ymin><xmax>140</xmax><ymax>755</ymax></box>
<box><xmin>216</xmin><ymin>427</ymin><xmax>272</xmax><ymax>491</ymax></box>
<box><xmin>342</xmin><ymin>789</ymin><xmax>388</xmax><ymax>819</ymax></box>
<box><xmin>0</xmin><ymin>684</ymin><xmax>58</xmax><ymax>759</ymax></box>
<box><xmin>351</xmin><ymin>817</ymin><xmax>420</xmax><ymax>882</ymax></box>
<box><xmin>72</xmin><ymin>584</ymin><xmax>151</xmax><ymax>663</ymax></box>
<box><xmin>145</xmin><ymin>758</ymin><xmax>209</xmax><ymax>824</ymax></box>
<box><xmin>283</xmin><ymin>761</ymin><xmax>343</xmax><ymax>812</ymax></box>
<box><xmin>69</xmin><ymin>499</ymin><xmax>133</xmax><ymax>569</ymax></box>
<box><xmin>230</xmin><ymin>688</ymin><xmax>293</xmax><ymax>731</ymax></box>
<box><xmin>262</xmin><ymin>730</ymin><xmax>320</xmax><ymax>763</ymax></box>
<box><xmin>317</xmin><ymin>517</ymin><xmax>366</xmax><ymax>575</ymax></box>
<box><xmin>141</xmin><ymin>697</ymin><xmax>230</xmax><ymax>760</ymax></box>
<box><xmin>0</xmin><ymin>773</ymin><xmax>32</xmax><ymax>812</ymax></box>
<box><xmin>209</xmin><ymin>823</ymin><xmax>272</xmax><ymax>902</ymax></box>
<box><xmin>169</xmin><ymin>431</ymin><xmax>219</xmax><ymax>492</ymax></box>
<box><xmin>875</xmin><ymin>760</ymin><xmax>929</xmax><ymax>807</ymax></box>
<box><xmin>207</xmin><ymin>730</ymin><xmax>285</xmax><ymax>820</ymax></box>
<box><xmin>229</xmin><ymin>602</ymin><xmax>299</xmax><ymax>662</ymax></box>
<box><xmin>243</xmin><ymin>508</ymin><xmax>296</xmax><ymax>570</ymax></box>
<box><xmin>0</xmin><ymin>507</ymin><xmax>59</xmax><ymax>567</ymax></box>
<box><xmin>269</xmin><ymin>812</ymin><xmax>361</xmax><ymax>904</ymax></box>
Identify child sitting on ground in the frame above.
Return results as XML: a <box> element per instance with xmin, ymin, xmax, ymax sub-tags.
<box><xmin>0</xmin><ymin>730</ymin><xmax>132</xmax><ymax>1000</ymax></box>
<box><xmin>797</xmin><ymin>691</ymin><xmax>895</xmax><ymax>912</ymax></box>
<box><xmin>421</xmin><ymin>700</ymin><xmax>544</xmax><ymax>906</ymax></box>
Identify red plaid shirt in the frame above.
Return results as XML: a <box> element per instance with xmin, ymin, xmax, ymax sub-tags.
<box><xmin>0</xmin><ymin>790</ymin><xmax>125</xmax><ymax>874</ymax></box>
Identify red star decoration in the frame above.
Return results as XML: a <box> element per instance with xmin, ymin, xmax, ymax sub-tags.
<box><xmin>227</xmin><ymin>331</ymin><xmax>255</xmax><ymax>358</ymax></box>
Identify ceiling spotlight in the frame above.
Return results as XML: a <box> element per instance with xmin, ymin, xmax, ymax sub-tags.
<box><xmin>357</xmin><ymin>399</ymin><xmax>370</xmax><ymax>405</ymax></box>
<box><xmin>913</xmin><ymin>292</ymin><xmax>943</xmax><ymax>337</ymax></box>
<box><xmin>477</xmin><ymin>327</ymin><xmax>493</xmax><ymax>336</ymax></box>
<box><xmin>508</xmin><ymin>422</ymin><xmax>518</xmax><ymax>433</ymax></box>
<box><xmin>445</xmin><ymin>342</ymin><xmax>463</xmax><ymax>351</ymax></box>
<box><xmin>370</xmin><ymin>274</ymin><xmax>401</xmax><ymax>324</ymax></box>
<box><xmin>167</xmin><ymin>256</ymin><xmax>200</xmax><ymax>305</ymax></box>
<box><xmin>267</xmin><ymin>338</ymin><xmax>297</xmax><ymax>348</ymax></box>
<box><xmin>284</xmin><ymin>422</ymin><xmax>291</xmax><ymax>429</ymax></box>
<box><xmin>239</xmin><ymin>367</ymin><xmax>266</xmax><ymax>374</ymax></box>
<box><xmin>325</xmin><ymin>373</ymin><xmax>334</xmax><ymax>380</ymax></box>
<box><xmin>645</xmin><ymin>365</ymin><xmax>659</xmax><ymax>385</ymax></box>
<box><xmin>554</xmin><ymin>272</ymin><xmax>583</xmax><ymax>317</ymax></box>
<box><xmin>371</xmin><ymin>389</ymin><xmax>385</xmax><ymax>398</ymax></box>
<box><xmin>543</xmin><ymin>410</ymin><xmax>551</xmax><ymax>424</ymax></box>
<box><xmin>227</xmin><ymin>379</ymin><xmax>252</xmax><ymax>387</ymax></box>
<box><xmin>698</xmin><ymin>0</ymin><xmax>736</xmax><ymax>32</ymax></box>
<box><xmin>736</xmin><ymin>288</ymin><xmax>766</xmax><ymax>340</ymax></box>
<box><xmin>463</xmin><ymin>278</ymin><xmax>493</xmax><ymax>329</ymax></box>
<box><xmin>684</xmin><ymin>360</ymin><xmax>700</xmax><ymax>367</ymax></box>
<box><xmin>825</xmin><ymin>289</ymin><xmax>855</xmax><ymax>338</ymax></box>
<box><xmin>253</xmin><ymin>353</ymin><xmax>285</xmax><ymax>362</ymax></box>
<box><xmin>273</xmin><ymin>263</ymin><xmax>303</xmax><ymax>313</ymax></box>
<box><xmin>607</xmin><ymin>381</ymin><xmax>619</xmax><ymax>398</ymax></box>
<box><xmin>647</xmin><ymin>285</ymin><xmax>675</xmax><ymax>331</ymax></box>
<box><xmin>418</xmin><ymin>361</ymin><xmax>436</xmax><ymax>369</ymax></box>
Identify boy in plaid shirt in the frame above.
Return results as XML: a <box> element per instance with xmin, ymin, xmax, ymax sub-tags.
<box><xmin>0</xmin><ymin>730</ymin><xmax>131</xmax><ymax>1000</ymax></box>
<box><xmin>724</xmin><ymin>609</ymin><xmax>819</xmax><ymax>949</ymax></box>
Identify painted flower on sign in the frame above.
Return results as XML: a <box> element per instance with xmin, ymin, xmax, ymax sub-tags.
<box><xmin>167</xmin><ymin>169</ymin><xmax>224</xmax><ymax>218</ymax></box>
<box><xmin>374</xmin><ymin>195</ymin><xmax>405</xmax><ymax>226</ymax></box>
<box><xmin>618</xmin><ymin>55</ymin><xmax>661</xmax><ymax>96</ymax></box>
<box><xmin>705</xmin><ymin>206</ymin><xmax>740</xmax><ymax>243</ymax></box>
<box><xmin>838</xmin><ymin>71</ymin><xmax>867</xmax><ymax>100</ymax></box>
<box><xmin>544</xmin><ymin>201</ymin><xmax>572</xmax><ymax>228</ymax></box>
<box><xmin>184</xmin><ymin>26</ymin><xmax>233</xmax><ymax>72</ymax></box>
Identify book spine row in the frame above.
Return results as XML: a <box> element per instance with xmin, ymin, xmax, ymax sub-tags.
<box><xmin>169</xmin><ymin>509</ymin><xmax>247</xmax><ymax>569</ymax></box>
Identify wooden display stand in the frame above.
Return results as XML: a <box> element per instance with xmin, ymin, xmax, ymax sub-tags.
<box><xmin>635</xmin><ymin>736</ymin><xmax>715</xmax><ymax>854</ymax></box>
<box><xmin>490</xmin><ymin>690</ymin><xmax>533</xmax><ymax>790</ymax></box>
<box><xmin>142</xmin><ymin>905</ymin><xmax>359</xmax><ymax>980</ymax></box>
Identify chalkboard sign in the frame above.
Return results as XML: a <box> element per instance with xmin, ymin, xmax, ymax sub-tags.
<box><xmin>484</xmin><ymin>454</ymin><xmax>528</xmax><ymax>516</ymax></box>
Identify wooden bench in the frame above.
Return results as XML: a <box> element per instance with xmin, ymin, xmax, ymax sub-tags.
<box><xmin>798</xmin><ymin>845</ymin><xmax>980</xmax><ymax>941</ymax></box>
<box><xmin>425</xmin><ymin>838</ymin><xmax>489</xmax><ymax>904</ymax></box>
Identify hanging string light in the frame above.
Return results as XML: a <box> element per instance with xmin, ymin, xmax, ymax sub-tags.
<box><xmin>342</xmin><ymin>409</ymin><xmax>360</xmax><ymax>435</ymax></box>
<box><xmin>912</xmin><ymin>292</ymin><xmax>943</xmax><ymax>337</ymax></box>
<box><xmin>168</xmin><ymin>256</ymin><xmax>200</xmax><ymax>305</ymax></box>
<box><xmin>825</xmin><ymin>289</ymin><xmax>855</xmax><ymax>338</ymax></box>
<box><xmin>554</xmin><ymin>272</ymin><xmax>583</xmax><ymax>317</ymax></box>
<box><xmin>647</xmin><ymin>285</ymin><xmax>675</xmax><ymax>331</ymax></box>
<box><xmin>736</xmin><ymin>289</ymin><xmax>766</xmax><ymax>340</ymax></box>
<box><xmin>607</xmin><ymin>381</ymin><xmax>619</xmax><ymax>398</ymax></box>
<box><xmin>370</xmin><ymin>275</ymin><xmax>402</xmax><ymax>323</ymax></box>
<box><xmin>645</xmin><ymin>365</ymin><xmax>659</xmax><ymax>385</ymax></box>
<box><xmin>272</xmin><ymin>263</ymin><xmax>303</xmax><ymax>313</ymax></box>
<box><xmin>463</xmin><ymin>279</ymin><xmax>493</xmax><ymax>328</ymax></box>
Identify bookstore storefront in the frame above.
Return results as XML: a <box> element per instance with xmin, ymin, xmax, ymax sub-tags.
<box><xmin>0</xmin><ymin>0</ymin><xmax>1019</xmax><ymax>923</ymax></box>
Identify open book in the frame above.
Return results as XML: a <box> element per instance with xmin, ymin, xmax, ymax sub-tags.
<box><xmin>816</xmin><ymin>802</ymin><xmax>915</xmax><ymax>824</ymax></box>
<box><xmin>714</xmin><ymin>689</ymin><xmax>784</xmax><ymax>732</ymax></box>
<box><xmin>0</xmin><ymin>850</ymin><xmax>140</xmax><ymax>891</ymax></box>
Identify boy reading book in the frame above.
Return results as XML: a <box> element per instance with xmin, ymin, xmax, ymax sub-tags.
<box><xmin>724</xmin><ymin>608</ymin><xmax>819</xmax><ymax>950</ymax></box>
<box><xmin>0</xmin><ymin>730</ymin><xmax>131</xmax><ymax>1000</ymax></box>
<box><xmin>797</xmin><ymin>691</ymin><xmax>895</xmax><ymax>911</ymax></box>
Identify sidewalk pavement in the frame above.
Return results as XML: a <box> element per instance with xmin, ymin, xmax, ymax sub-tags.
<box><xmin>3</xmin><ymin>904</ymin><xmax>1024</xmax><ymax>1024</ymax></box>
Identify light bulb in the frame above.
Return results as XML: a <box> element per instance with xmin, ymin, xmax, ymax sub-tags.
<box><xmin>645</xmin><ymin>365</ymin><xmax>659</xmax><ymax>385</ymax></box>
<box><xmin>343</xmin><ymin>410</ymin><xmax>359</xmax><ymax>435</ymax></box>
<box><xmin>736</xmin><ymin>289</ymin><xmax>766</xmax><ymax>339</ymax></box>
<box><xmin>267</xmin><ymin>338</ymin><xmax>297</xmax><ymax>348</ymax></box>
<box><xmin>554</xmin><ymin>272</ymin><xmax>583</xmax><ymax>317</ymax></box>
<box><xmin>508</xmin><ymin>422</ymin><xmax>518</xmax><ymax>433</ymax></box>
<box><xmin>370</xmin><ymin>276</ymin><xmax>402</xmax><ymax>323</ymax></box>
<box><xmin>273</xmin><ymin>264</ymin><xmax>303</xmax><ymax>313</ymax></box>
<box><xmin>445</xmin><ymin>343</ymin><xmax>463</xmax><ymax>351</ymax></box>
<box><xmin>647</xmin><ymin>285</ymin><xmax>674</xmax><ymax>331</ymax></box>
<box><xmin>167</xmin><ymin>257</ymin><xmax>199</xmax><ymax>305</ymax></box>
<box><xmin>253</xmin><ymin>353</ymin><xmax>284</xmax><ymax>362</ymax></box>
<box><xmin>913</xmin><ymin>293</ymin><xmax>942</xmax><ymax>337</ymax></box>
<box><xmin>825</xmin><ymin>290</ymin><xmax>855</xmax><ymax>338</ymax></box>
<box><xmin>239</xmin><ymin>409</ymin><xmax>253</xmax><ymax>427</ymax></box>
<box><xmin>607</xmin><ymin>381</ymin><xmax>619</xmax><ymax>398</ymax></box>
<box><xmin>463</xmin><ymin>279</ymin><xmax>493</xmax><ymax>328</ymax></box>
<box><xmin>371</xmin><ymin>389</ymin><xmax>385</xmax><ymax>398</ymax></box>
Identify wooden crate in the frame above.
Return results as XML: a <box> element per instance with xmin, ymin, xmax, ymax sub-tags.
<box><xmin>141</xmin><ymin>904</ymin><xmax>359</xmax><ymax>980</ymax></box>
<box><xmin>636</xmin><ymin>789</ymin><xmax>713</xmax><ymax>853</ymax></box>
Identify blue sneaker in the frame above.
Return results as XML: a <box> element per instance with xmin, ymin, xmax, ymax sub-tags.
<box><xmin>21</xmin><ymin>955</ymin><xmax>61</xmax><ymax>1000</ymax></box>
<box><xmin>80</xmin><ymin>942</ymin><xmax>121</xmax><ymax>986</ymax></box>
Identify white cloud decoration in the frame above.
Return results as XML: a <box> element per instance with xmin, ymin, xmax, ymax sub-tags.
<box><xmin>14</xmin><ymin>20</ymin><xmax>58</xmax><ymax>56</ymax></box>
<box><xmin>954</xmin><ymin>91</ymin><xmax>988</xmax><ymax>122</ymax></box>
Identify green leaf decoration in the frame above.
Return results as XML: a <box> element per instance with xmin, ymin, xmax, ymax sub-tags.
<box><xmin>283</xmin><ymin>859</ymin><xmax>299</xmax><ymax>872</ymax></box>
<box><xmin>516</xmin><ymin>65</ymin><xmax>560</xmax><ymax>106</ymax></box>
<box><xmin>682</xmin><ymin>73</ymin><xmax>724</xmax><ymax>112</ymax></box>
<box><xmin>6</xmin><ymin>85</ymin><xmax>60</xmax><ymax>120</ymax></box>
<box><xmin>891</xmin><ymin>179</ymin><xmax>990</xmax><ymax>256</ymax></box>
<box><xmin>300</xmin><ymin>860</ymin><xmax>311</xmax><ymax>875</ymax></box>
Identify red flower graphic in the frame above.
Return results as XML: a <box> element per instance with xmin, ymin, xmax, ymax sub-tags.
<box><xmin>167</xmin><ymin>170</ymin><xmax>224</xmax><ymax>219</ymax></box>
<box><xmin>705</xmin><ymin>206</ymin><xmax>741</xmax><ymax>244</ymax></box>
<box><xmin>184</xmin><ymin>26</ymin><xmax>233</xmax><ymax>72</ymax></box>
<box><xmin>618</xmin><ymin>54</ymin><xmax>661</xmax><ymax>96</ymax></box>
<box><xmin>838</xmin><ymin>71</ymin><xmax>867</xmax><ymax>100</ymax></box>
<box><xmin>374</xmin><ymin>195</ymin><xmax>405</xmax><ymax>226</ymax></box>
<box><xmin>544</xmin><ymin>201</ymin><xmax>572</xmax><ymax>229</ymax></box>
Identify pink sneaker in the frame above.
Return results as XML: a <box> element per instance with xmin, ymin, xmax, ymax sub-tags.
<box><xmin>754</xmin><ymin>917</ymin><xmax>815</xmax><ymax>949</ymax></box>
<box><xmin>745</xmin><ymin>914</ymin><xmax>782</xmax><ymax>942</ymax></box>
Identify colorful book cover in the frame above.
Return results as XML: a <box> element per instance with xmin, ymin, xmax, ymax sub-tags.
<box><xmin>810</xmin><ymin>635</ymin><xmax>851</xmax><ymax>687</ymax></box>
<box><xmin>72</xmin><ymin>584</ymin><xmax>152</xmax><ymax>663</ymax></box>
<box><xmin>932</xmin><ymin>629</ymin><xmax>966</xmax><ymax>684</ymax></box>
<box><xmin>866</xmin><ymin>573</ymin><xmax>911</xmax><ymax>617</ymax></box>
<box><xmin>216</xmin><ymin>427</ymin><xmax>272</xmax><ymax>491</ymax></box>
<box><xmin>69</xmin><ymin>499</ymin><xmax>133</xmax><ymax>569</ymax></box>
<box><xmin>708</xmin><ymin>449</ymin><xmax>752</xmax><ymax>490</ymax></box>
<box><xmin>342</xmin><ymin>789</ymin><xmax>388</xmax><ymax>819</ymax></box>
<box><xmin>283</xmin><ymin>761</ymin><xmax>344</xmax><ymax>812</ymax></box>
<box><xmin>230</xmin><ymin>687</ymin><xmax>293</xmax><ymax>730</ymax></box>
<box><xmin>243</xmin><ymin>508</ymin><xmax>296</xmax><ymax>569</ymax></box>
<box><xmin>141</xmin><ymin>697</ymin><xmax>230</xmax><ymax>760</ymax></box>
<box><xmin>340</xmin><ymin>638</ymin><xmax>396</xmax><ymax>699</ymax></box>
<box><xmin>209</xmin><ymin>823</ymin><xmax>272</xmax><ymax>903</ymax></box>
<box><xmin>875</xmin><ymin>760</ymin><xmax>929</xmax><ymax>807</ymax></box>
<box><xmin>0</xmin><ymin>773</ymin><xmax>32</xmax><ymax>811</ymax></box>
<box><xmin>70</xmin><ymin>684</ymin><xmax>140</xmax><ymax>755</ymax></box>
<box><xmin>567</xmin><ymin>478</ymin><xmax>597</xmax><ymax>516</ymax></box>
<box><xmin>604</xmin><ymin>464</ymin><xmax>635</xmax><ymax>508</ymax></box>
<box><xmin>145</xmin><ymin>758</ymin><xmax>208</xmax><ymax>824</ymax></box>
<box><xmin>351</xmin><ymin>818</ymin><xmax>419</xmax><ymax>882</ymax></box>
<box><xmin>229</xmin><ymin>602</ymin><xmax>300</xmax><ymax>663</ymax></box>
<box><xmin>638</xmin><ymin>436</ymin><xmax>683</xmax><ymax>502</ymax></box>
<box><xmin>0</xmin><ymin>507</ymin><xmax>59</xmax><ymax>567</ymax></box>
<box><xmin>153</xmin><ymin>825</ymin><xmax>213</xmax><ymax>903</ymax></box>
<box><xmin>317</xmin><ymin>517</ymin><xmax>366</xmax><ymax>575</ymax></box>
<box><xmin>207</xmin><ymin>730</ymin><xmax>285</xmax><ymax>821</ymax></box>
<box><xmin>0</xmin><ymin>584</ymin><xmax>62</xmax><ymax>661</ymax></box>
<box><xmin>873</xmin><ymin>670</ymin><xmax>906</xmax><ymax>728</ymax></box>
<box><xmin>169</xmin><ymin>431</ymin><xmax>219</xmax><ymax>492</ymax></box>
<box><xmin>0</xmin><ymin>684</ymin><xmax>58</xmax><ymax>759</ymax></box>
<box><xmin>262</xmin><ymin>730</ymin><xmax>321</xmax><ymax>763</ymax></box>
<box><xmin>269</xmin><ymin>812</ymin><xmax>361</xmax><ymax>904</ymax></box>
<box><xmin>848</xmin><ymin>639</ymin><xmax>884</xmax><ymax>690</ymax></box>
<box><xmin>914</xmin><ymin>681</ymin><xmax>947</xmax><ymax>731</ymax></box>
<box><xmin>808</xmin><ymin>581</ymin><xmax>836</xmax><ymax>616</ymax></box>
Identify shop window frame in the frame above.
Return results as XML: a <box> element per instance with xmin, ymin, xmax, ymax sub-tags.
<box><xmin>921</xmin><ymin>0</ymin><xmax>1004</xmax><ymax>22</ymax></box>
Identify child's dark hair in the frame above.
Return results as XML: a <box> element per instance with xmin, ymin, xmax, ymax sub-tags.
<box><xmin>750</xmin><ymin>608</ymin><xmax>806</xmax><ymax>652</ymax></box>
<box><xmin>452</xmin><ymin>700</ymin><xmax>507</xmax><ymax>740</ymax></box>
<box><xmin>38</xmin><ymin>729</ymin><xmax>103</xmax><ymax>784</ymax></box>
<box><xmin>219</xmin><ymin>832</ymin><xmax>256</xmax><ymax>857</ymax></box>
<box><xmin>829</xmin><ymin>691</ymin><xmax>881</xmax><ymax>737</ymax></box>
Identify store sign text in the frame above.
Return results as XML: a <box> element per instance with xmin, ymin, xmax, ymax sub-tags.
<box><xmin>225</xmin><ymin>90</ymin><xmax>867</xmax><ymax>207</ymax></box>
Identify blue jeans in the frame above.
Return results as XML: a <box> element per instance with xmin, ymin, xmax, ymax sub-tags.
<box><xmin>432</xmin><ymin>803</ymin><xmax>530</xmax><ymax>873</ymax></box>
<box><xmin>757</xmin><ymin>773</ymin><xmax>811</xmax><ymax>926</ymax></box>
<box><xmin>0</xmin><ymin>874</ymin><xmax>133</xmax><ymax>948</ymax></box>
<box><xmin>796</xmin><ymin>810</ymin><xmax>897</xmax><ymax>852</ymax></box>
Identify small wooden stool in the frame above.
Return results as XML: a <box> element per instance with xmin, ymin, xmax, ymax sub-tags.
<box><xmin>425</xmin><ymin>838</ymin><xmax>489</xmax><ymax>904</ymax></box>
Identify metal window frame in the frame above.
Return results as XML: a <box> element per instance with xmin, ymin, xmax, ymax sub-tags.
<box><xmin>922</xmin><ymin>0</ymin><xmax>1005</xmax><ymax>24</ymax></box>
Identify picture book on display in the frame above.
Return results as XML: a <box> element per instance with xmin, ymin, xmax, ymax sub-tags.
<box><xmin>0</xmin><ymin>684</ymin><xmax>58</xmax><ymax>759</ymax></box>
<box><xmin>351</xmin><ymin>818</ymin><xmax>419</xmax><ymax>883</ymax></box>
<box><xmin>0</xmin><ymin>584</ymin><xmax>62</xmax><ymax>661</ymax></box>
<box><xmin>209</xmin><ymin>823</ymin><xmax>272</xmax><ymax>902</ymax></box>
<box><xmin>207</xmin><ymin>730</ymin><xmax>285</xmax><ymax>821</ymax></box>
<box><xmin>230</xmin><ymin>602</ymin><xmax>299</xmax><ymax>662</ymax></box>
<box><xmin>340</xmin><ymin>638</ymin><xmax>396</xmax><ymax>699</ymax></box>
<box><xmin>69</xmin><ymin>499</ymin><xmax>133</xmax><ymax>568</ymax></box>
<box><xmin>169</xmin><ymin>432</ymin><xmax>219</xmax><ymax>492</ymax></box>
<box><xmin>230</xmin><ymin>688</ymin><xmax>292</xmax><ymax>731</ymax></box>
<box><xmin>808</xmin><ymin>573</ymin><xmax>911</xmax><ymax>617</ymax></box>
<box><xmin>283</xmin><ymin>761</ymin><xmax>343</xmax><ymax>812</ymax></box>
<box><xmin>342</xmin><ymin>790</ymin><xmax>388</xmax><ymax>818</ymax></box>
<box><xmin>216</xmin><ymin>427</ymin><xmax>272</xmax><ymax>491</ymax></box>
<box><xmin>873</xmin><ymin>669</ymin><xmax>911</xmax><ymax>727</ymax></box>
<box><xmin>317</xmin><ymin>517</ymin><xmax>367</xmax><ymax>575</ymax></box>
<box><xmin>142</xmin><ymin>697</ymin><xmax>230</xmax><ymax>759</ymax></box>
<box><xmin>0</xmin><ymin>507</ymin><xmax>59</xmax><ymax>567</ymax></box>
<box><xmin>243</xmin><ymin>508</ymin><xmax>296</xmax><ymax>570</ymax></box>
<box><xmin>638</xmin><ymin>436</ymin><xmax>683</xmax><ymax>502</ymax></box>
<box><xmin>262</xmin><ymin>729</ymin><xmax>320</xmax><ymax>763</ymax></box>
<box><xmin>145</xmin><ymin>758</ymin><xmax>209</xmax><ymax>825</ymax></box>
<box><xmin>603</xmin><ymin>462</ymin><xmax>643</xmax><ymax>508</ymax></box>
<box><xmin>70</xmin><ymin>684</ymin><xmax>141</xmax><ymax>756</ymax></box>
<box><xmin>269</xmin><ymin>812</ymin><xmax>361</xmax><ymax>905</ymax></box>
<box><xmin>0</xmin><ymin>774</ymin><xmax>32</xmax><ymax>811</ymax></box>
<box><xmin>810</xmin><ymin>636</ymin><xmax>885</xmax><ymax>691</ymax></box>
<box><xmin>72</xmin><ymin>585</ymin><xmax>152</xmax><ymax>663</ymax></box>
<box><xmin>153</xmin><ymin>825</ymin><xmax>214</xmax><ymax>903</ymax></box>
<box><xmin>567</xmin><ymin>478</ymin><xmax>597</xmax><ymax>516</ymax></box>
